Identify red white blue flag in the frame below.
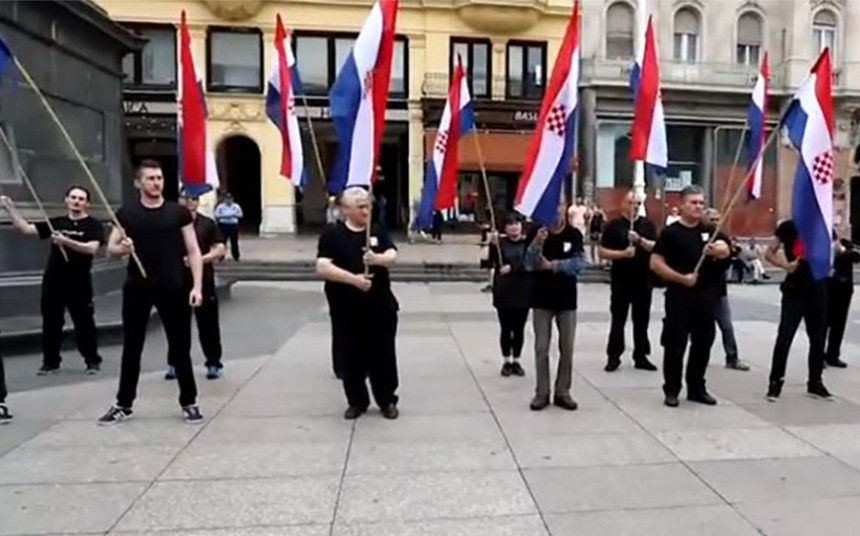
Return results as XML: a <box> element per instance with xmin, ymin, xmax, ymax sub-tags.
<box><xmin>746</xmin><ymin>53</ymin><xmax>769</xmax><ymax>200</ymax></box>
<box><xmin>514</xmin><ymin>1</ymin><xmax>580</xmax><ymax>225</ymax></box>
<box><xmin>629</xmin><ymin>17</ymin><xmax>667</xmax><ymax>170</ymax></box>
<box><xmin>416</xmin><ymin>57</ymin><xmax>474</xmax><ymax>230</ymax></box>
<box><xmin>178</xmin><ymin>11</ymin><xmax>218</xmax><ymax>195</ymax></box>
<box><xmin>329</xmin><ymin>0</ymin><xmax>398</xmax><ymax>193</ymax></box>
<box><xmin>782</xmin><ymin>49</ymin><xmax>834</xmax><ymax>280</ymax></box>
<box><xmin>266</xmin><ymin>15</ymin><xmax>306</xmax><ymax>189</ymax></box>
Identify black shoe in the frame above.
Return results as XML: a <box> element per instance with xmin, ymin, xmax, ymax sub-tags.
<box><xmin>726</xmin><ymin>359</ymin><xmax>751</xmax><ymax>371</ymax></box>
<box><xmin>97</xmin><ymin>406</ymin><xmax>133</xmax><ymax>426</ymax></box>
<box><xmin>530</xmin><ymin>395</ymin><xmax>550</xmax><ymax>411</ymax></box>
<box><xmin>510</xmin><ymin>361</ymin><xmax>525</xmax><ymax>377</ymax></box>
<box><xmin>553</xmin><ymin>395</ymin><xmax>579</xmax><ymax>411</ymax></box>
<box><xmin>206</xmin><ymin>365</ymin><xmax>223</xmax><ymax>380</ymax></box>
<box><xmin>164</xmin><ymin>366</ymin><xmax>176</xmax><ymax>380</ymax></box>
<box><xmin>0</xmin><ymin>403</ymin><xmax>12</xmax><ymax>424</ymax></box>
<box><xmin>37</xmin><ymin>365</ymin><xmax>59</xmax><ymax>376</ymax></box>
<box><xmin>688</xmin><ymin>391</ymin><xmax>718</xmax><ymax>406</ymax></box>
<box><xmin>344</xmin><ymin>406</ymin><xmax>366</xmax><ymax>420</ymax></box>
<box><xmin>604</xmin><ymin>358</ymin><xmax>621</xmax><ymax>372</ymax></box>
<box><xmin>766</xmin><ymin>380</ymin><xmax>784</xmax><ymax>402</ymax></box>
<box><xmin>85</xmin><ymin>363</ymin><xmax>100</xmax><ymax>376</ymax></box>
<box><xmin>664</xmin><ymin>394</ymin><xmax>680</xmax><ymax>408</ymax></box>
<box><xmin>634</xmin><ymin>358</ymin><xmax>658</xmax><ymax>371</ymax></box>
<box><xmin>826</xmin><ymin>359</ymin><xmax>848</xmax><ymax>369</ymax></box>
<box><xmin>182</xmin><ymin>405</ymin><xmax>204</xmax><ymax>424</ymax></box>
<box><xmin>501</xmin><ymin>362</ymin><xmax>513</xmax><ymax>377</ymax></box>
<box><xmin>381</xmin><ymin>404</ymin><xmax>399</xmax><ymax>420</ymax></box>
<box><xmin>807</xmin><ymin>382</ymin><xmax>834</xmax><ymax>401</ymax></box>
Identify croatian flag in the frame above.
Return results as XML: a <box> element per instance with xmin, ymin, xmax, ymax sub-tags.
<box><xmin>415</xmin><ymin>57</ymin><xmax>475</xmax><ymax>230</ymax></box>
<box><xmin>781</xmin><ymin>49</ymin><xmax>834</xmax><ymax>281</ymax></box>
<box><xmin>629</xmin><ymin>17</ymin><xmax>667</xmax><ymax>170</ymax></box>
<box><xmin>514</xmin><ymin>1</ymin><xmax>580</xmax><ymax>225</ymax></box>
<box><xmin>746</xmin><ymin>53</ymin><xmax>769</xmax><ymax>200</ymax></box>
<box><xmin>178</xmin><ymin>11</ymin><xmax>218</xmax><ymax>195</ymax></box>
<box><xmin>328</xmin><ymin>0</ymin><xmax>398</xmax><ymax>193</ymax></box>
<box><xmin>266</xmin><ymin>15</ymin><xmax>306</xmax><ymax>189</ymax></box>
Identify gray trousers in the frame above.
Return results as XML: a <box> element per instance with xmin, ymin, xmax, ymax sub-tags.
<box><xmin>533</xmin><ymin>309</ymin><xmax>576</xmax><ymax>398</ymax></box>
<box><xmin>714</xmin><ymin>295</ymin><xmax>739</xmax><ymax>361</ymax></box>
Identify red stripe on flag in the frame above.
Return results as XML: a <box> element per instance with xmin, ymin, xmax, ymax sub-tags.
<box><xmin>275</xmin><ymin>15</ymin><xmax>292</xmax><ymax>178</ymax></box>
<box><xmin>435</xmin><ymin>59</ymin><xmax>465</xmax><ymax>210</ymax></box>
<box><xmin>179</xmin><ymin>11</ymin><xmax>207</xmax><ymax>187</ymax></box>
<box><xmin>630</xmin><ymin>18</ymin><xmax>659</xmax><ymax>162</ymax></box>
<box><xmin>370</xmin><ymin>0</ymin><xmax>399</xmax><ymax>184</ymax></box>
<box><xmin>813</xmin><ymin>48</ymin><xmax>834</xmax><ymax>137</ymax></box>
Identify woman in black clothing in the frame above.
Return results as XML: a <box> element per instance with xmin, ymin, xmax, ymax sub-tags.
<box><xmin>491</xmin><ymin>214</ymin><xmax>534</xmax><ymax>377</ymax></box>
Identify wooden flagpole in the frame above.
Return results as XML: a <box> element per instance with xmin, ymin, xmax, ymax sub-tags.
<box><xmin>472</xmin><ymin>131</ymin><xmax>503</xmax><ymax>266</ymax></box>
<box><xmin>718</xmin><ymin>124</ymin><xmax>750</xmax><ymax>233</ymax></box>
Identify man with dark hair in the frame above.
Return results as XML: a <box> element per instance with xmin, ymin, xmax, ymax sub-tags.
<box><xmin>214</xmin><ymin>193</ymin><xmax>243</xmax><ymax>261</ymax></box>
<box><xmin>0</xmin><ymin>186</ymin><xmax>104</xmax><ymax>375</ymax></box>
<box><xmin>651</xmin><ymin>185</ymin><xmax>731</xmax><ymax>408</ymax></box>
<box><xmin>599</xmin><ymin>190</ymin><xmax>658</xmax><ymax>372</ymax></box>
<box><xmin>824</xmin><ymin>236</ymin><xmax>860</xmax><ymax>368</ymax></box>
<box><xmin>98</xmin><ymin>159</ymin><xmax>205</xmax><ymax>425</ymax></box>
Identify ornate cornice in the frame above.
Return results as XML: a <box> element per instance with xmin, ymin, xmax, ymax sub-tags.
<box><xmin>201</xmin><ymin>0</ymin><xmax>266</xmax><ymax>21</ymax></box>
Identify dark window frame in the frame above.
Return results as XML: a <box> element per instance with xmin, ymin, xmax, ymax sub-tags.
<box><xmin>450</xmin><ymin>37</ymin><xmax>492</xmax><ymax>99</ymax></box>
<box><xmin>122</xmin><ymin>23</ymin><xmax>177</xmax><ymax>89</ymax></box>
<box><xmin>206</xmin><ymin>26</ymin><xmax>264</xmax><ymax>94</ymax></box>
<box><xmin>505</xmin><ymin>40</ymin><xmax>547</xmax><ymax>100</ymax></box>
<box><xmin>292</xmin><ymin>31</ymin><xmax>409</xmax><ymax>98</ymax></box>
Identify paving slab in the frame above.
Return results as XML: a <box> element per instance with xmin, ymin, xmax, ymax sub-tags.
<box><xmin>655</xmin><ymin>427</ymin><xmax>821</xmax><ymax>462</ymax></box>
<box><xmin>544</xmin><ymin>505</ymin><xmax>761</xmax><ymax>536</ymax></box>
<box><xmin>508</xmin><ymin>430</ymin><xmax>674</xmax><ymax>469</ymax></box>
<box><xmin>332</xmin><ymin>515</ymin><xmax>548</xmax><ymax>536</ymax></box>
<box><xmin>735</xmin><ymin>496</ymin><xmax>860</xmax><ymax>536</ymax></box>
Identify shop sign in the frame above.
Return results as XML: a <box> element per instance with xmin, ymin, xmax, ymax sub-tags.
<box><xmin>513</xmin><ymin>110</ymin><xmax>539</xmax><ymax>122</ymax></box>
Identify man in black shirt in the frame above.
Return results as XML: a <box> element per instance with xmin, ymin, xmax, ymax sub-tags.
<box><xmin>824</xmin><ymin>236</ymin><xmax>859</xmax><ymax>368</ymax></box>
<box><xmin>98</xmin><ymin>159</ymin><xmax>205</xmax><ymax>426</ymax></box>
<box><xmin>525</xmin><ymin>204</ymin><xmax>586</xmax><ymax>411</ymax></box>
<box><xmin>764</xmin><ymin>219</ymin><xmax>832</xmax><ymax>401</ymax></box>
<box><xmin>1</xmin><ymin>187</ymin><xmax>104</xmax><ymax>375</ymax></box>
<box><xmin>0</xmin><ymin>336</ymin><xmax>10</xmax><ymax>423</ymax></box>
<box><xmin>317</xmin><ymin>187</ymin><xmax>400</xmax><ymax>420</ymax></box>
<box><xmin>166</xmin><ymin>190</ymin><xmax>226</xmax><ymax>381</ymax></box>
<box><xmin>651</xmin><ymin>185</ymin><xmax>731</xmax><ymax>408</ymax></box>
<box><xmin>599</xmin><ymin>191</ymin><xmax>658</xmax><ymax>372</ymax></box>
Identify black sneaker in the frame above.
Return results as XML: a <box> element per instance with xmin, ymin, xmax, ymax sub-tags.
<box><xmin>97</xmin><ymin>406</ymin><xmax>133</xmax><ymax>426</ymax></box>
<box><xmin>688</xmin><ymin>391</ymin><xmax>718</xmax><ymax>406</ymax></box>
<box><xmin>726</xmin><ymin>359</ymin><xmax>751</xmax><ymax>371</ymax></box>
<box><xmin>807</xmin><ymin>382</ymin><xmax>834</xmax><ymax>401</ymax></box>
<box><xmin>206</xmin><ymin>365</ymin><xmax>223</xmax><ymax>380</ymax></box>
<box><xmin>85</xmin><ymin>363</ymin><xmax>100</xmax><ymax>376</ymax></box>
<box><xmin>553</xmin><ymin>395</ymin><xmax>579</xmax><ymax>411</ymax></box>
<box><xmin>182</xmin><ymin>405</ymin><xmax>204</xmax><ymax>424</ymax></box>
<box><xmin>664</xmin><ymin>394</ymin><xmax>680</xmax><ymax>408</ymax></box>
<box><xmin>604</xmin><ymin>358</ymin><xmax>621</xmax><ymax>372</ymax></box>
<box><xmin>37</xmin><ymin>365</ymin><xmax>59</xmax><ymax>376</ymax></box>
<box><xmin>510</xmin><ymin>361</ymin><xmax>525</xmax><ymax>377</ymax></box>
<box><xmin>164</xmin><ymin>366</ymin><xmax>176</xmax><ymax>381</ymax></box>
<box><xmin>825</xmin><ymin>359</ymin><xmax>848</xmax><ymax>369</ymax></box>
<box><xmin>501</xmin><ymin>362</ymin><xmax>513</xmax><ymax>377</ymax></box>
<box><xmin>344</xmin><ymin>406</ymin><xmax>366</xmax><ymax>420</ymax></box>
<box><xmin>530</xmin><ymin>395</ymin><xmax>550</xmax><ymax>411</ymax></box>
<box><xmin>0</xmin><ymin>403</ymin><xmax>12</xmax><ymax>424</ymax></box>
<box><xmin>634</xmin><ymin>358</ymin><xmax>658</xmax><ymax>371</ymax></box>
<box><xmin>766</xmin><ymin>380</ymin><xmax>783</xmax><ymax>402</ymax></box>
<box><xmin>381</xmin><ymin>404</ymin><xmax>399</xmax><ymax>420</ymax></box>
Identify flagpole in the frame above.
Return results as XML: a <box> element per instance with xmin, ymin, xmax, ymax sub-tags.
<box><xmin>0</xmin><ymin>127</ymin><xmax>68</xmax><ymax>261</ymax></box>
<box><xmin>472</xmin><ymin>130</ymin><xmax>503</xmax><ymax>266</ymax></box>
<box><xmin>633</xmin><ymin>0</ymin><xmax>647</xmax><ymax>217</ymax></box>
<box><xmin>718</xmin><ymin>123</ymin><xmax>749</xmax><ymax>232</ymax></box>
<box><xmin>299</xmin><ymin>94</ymin><xmax>327</xmax><ymax>187</ymax></box>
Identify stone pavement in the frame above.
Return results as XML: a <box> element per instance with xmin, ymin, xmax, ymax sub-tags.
<box><xmin>3</xmin><ymin>282</ymin><xmax>860</xmax><ymax>535</ymax></box>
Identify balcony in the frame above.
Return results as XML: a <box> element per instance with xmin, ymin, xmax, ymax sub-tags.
<box><xmin>451</xmin><ymin>0</ymin><xmax>549</xmax><ymax>34</ymax></box>
<box><xmin>422</xmin><ymin>72</ymin><xmax>508</xmax><ymax>100</ymax></box>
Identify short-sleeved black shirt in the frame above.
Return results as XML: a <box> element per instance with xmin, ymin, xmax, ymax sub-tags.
<box><xmin>774</xmin><ymin>220</ymin><xmax>815</xmax><ymax>291</ymax></box>
<box><xmin>532</xmin><ymin>226</ymin><xmax>583</xmax><ymax>311</ymax></box>
<box><xmin>189</xmin><ymin>214</ymin><xmax>224</xmax><ymax>291</ymax></box>
<box><xmin>600</xmin><ymin>216</ymin><xmax>657</xmax><ymax>284</ymax></box>
<box><xmin>832</xmin><ymin>240</ymin><xmax>860</xmax><ymax>286</ymax></box>
<box><xmin>117</xmin><ymin>200</ymin><xmax>193</xmax><ymax>290</ymax></box>
<box><xmin>317</xmin><ymin>221</ymin><xmax>398</xmax><ymax>314</ymax></box>
<box><xmin>653</xmin><ymin>221</ymin><xmax>730</xmax><ymax>299</ymax></box>
<box><xmin>35</xmin><ymin>216</ymin><xmax>104</xmax><ymax>279</ymax></box>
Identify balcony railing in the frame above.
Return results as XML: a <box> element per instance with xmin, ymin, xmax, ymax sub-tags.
<box><xmin>581</xmin><ymin>58</ymin><xmax>784</xmax><ymax>90</ymax></box>
<box><xmin>422</xmin><ymin>72</ymin><xmax>508</xmax><ymax>99</ymax></box>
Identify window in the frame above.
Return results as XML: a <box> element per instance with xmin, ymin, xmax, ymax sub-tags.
<box><xmin>606</xmin><ymin>2</ymin><xmax>635</xmax><ymax>59</ymax></box>
<box><xmin>451</xmin><ymin>38</ymin><xmax>491</xmax><ymax>98</ymax></box>
<box><xmin>122</xmin><ymin>25</ymin><xmax>176</xmax><ymax>87</ymax></box>
<box><xmin>813</xmin><ymin>9</ymin><xmax>837</xmax><ymax>57</ymax></box>
<box><xmin>736</xmin><ymin>12</ymin><xmax>762</xmax><ymax>65</ymax></box>
<box><xmin>294</xmin><ymin>34</ymin><xmax>408</xmax><ymax>97</ymax></box>
<box><xmin>507</xmin><ymin>42</ymin><xmax>545</xmax><ymax>99</ymax></box>
<box><xmin>208</xmin><ymin>28</ymin><xmax>263</xmax><ymax>93</ymax></box>
<box><xmin>673</xmin><ymin>8</ymin><xmax>700</xmax><ymax>63</ymax></box>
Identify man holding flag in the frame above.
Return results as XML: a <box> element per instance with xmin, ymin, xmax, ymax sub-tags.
<box><xmin>765</xmin><ymin>50</ymin><xmax>835</xmax><ymax>402</ymax></box>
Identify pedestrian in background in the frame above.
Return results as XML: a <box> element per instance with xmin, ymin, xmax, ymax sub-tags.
<box><xmin>824</xmin><ymin>236</ymin><xmax>859</xmax><ymax>368</ymax></box>
<box><xmin>214</xmin><ymin>193</ymin><xmax>243</xmax><ymax>261</ymax></box>
<box><xmin>0</xmin><ymin>336</ymin><xmax>10</xmax><ymax>424</ymax></box>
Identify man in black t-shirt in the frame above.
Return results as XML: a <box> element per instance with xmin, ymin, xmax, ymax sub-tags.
<box><xmin>98</xmin><ymin>159</ymin><xmax>205</xmax><ymax>426</ymax></box>
<box><xmin>524</xmin><ymin>204</ymin><xmax>586</xmax><ymax>412</ymax></box>
<box><xmin>764</xmin><ymin>219</ymin><xmax>833</xmax><ymax>401</ymax></box>
<box><xmin>599</xmin><ymin>191</ymin><xmax>658</xmax><ymax>372</ymax></box>
<box><xmin>651</xmin><ymin>185</ymin><xmax>731</xmax><ymax>408</ymax></box>
<box><xmin>1</xmin><ymin>187</ymin><xmax>104</xmax><ymax>375</ymax></box>
<box><xmin>824</xmin><ymin>236</ymin><xmax>859</xmax><ymax>368</ymax></box>
<box><xmin>317</xmin><ymin>187</ymin><xmax>400</xmax><ymax>420</ymax></box>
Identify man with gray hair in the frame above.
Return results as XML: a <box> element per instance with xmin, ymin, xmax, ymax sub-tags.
<box><xmin>316</xmin><ymin>187</ymin><xmax>400</xmax><ymax>420</ymax></box>
<box><xmin>651</xmin><ymin>185</ymin><xmax>731</xmax><ymax>407</ymax></box>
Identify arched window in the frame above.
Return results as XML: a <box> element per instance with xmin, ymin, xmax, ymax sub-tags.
<box><xmin>813</xmin><ymin>9</ymin><xmax>837</xmax><ymax>57</ymax></box>
<box><xmin>606</xmin><ymin>2</ymin><xmax>635</xmax><ymax>59</ymax></box>
<box><xmin>737</xmin><ymin>12</ymin><xmax>763</xmax><ymax>66</ymax></box>
<box><xmin>673</xmin><ymin>7</ymin><xmax>700</xmax><ymax>63</ymax></box>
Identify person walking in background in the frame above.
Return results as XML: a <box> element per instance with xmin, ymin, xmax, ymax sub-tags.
<box><xmin>431</xmin><ymin>209</ymin><xmax>443</xmax><ymax>243</ymax></box>
<box><xmin>325</xmin><ymin>195</ymin><xmax>341</xmax><ymax>224</ymax></box>
<box><xmin>665</xmin><ymin>206</ymin><xmax>681</xmax><ymax>226</ymax></box>
<box><xmin>490</xmin><ymin>213</ymin><xmax>534</xmax><ymax>378</ymax></box>
<box><xmin>824</xmin><ymin>236</ymin><xmax>859</xmax><ymax>368</ymax></box>
<box><xmin>214</xmin><ymin>193</ymin><xmax>243</xmax><ymax>261</ymax></box>
<box><xmin>0</xmin><ymin>336</ymin><xmax>10</xmax><ymax>424</ymax></box>
<box><xmin>740</xmin><ymin>238</ymin><xmax>769</xmax><ymax>283</ymax></box>
<box><xmin>588</xmin><ymin>203</ymin><xmax>606</xmax><ymax>264</ymax></box>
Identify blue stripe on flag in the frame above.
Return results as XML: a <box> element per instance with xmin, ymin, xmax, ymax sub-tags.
<box><xmin>328</xmin><ymin>53</ymin><xmax>362</xmax><ymax>194</ymax></box>
<box><xmin>416</xmin><ymin>162</ymin><xmax>440</xmax><ymax>231</ymax></box>
<box><xmin>531</xmin><ymin>112</ymin><xmax>577</xmax><ymax>226</ymax></box>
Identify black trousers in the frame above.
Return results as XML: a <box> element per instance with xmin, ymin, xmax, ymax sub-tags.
<box><xmin>661</xmin><ymin>290</ymin><xmax>717</xmax><ymax>397</ymax></box>
<box><xmin>825</xmin><ymin>280</ymin><xmax>852</xmax><ymax>363</ymax></box>
<box><xmin>192</xmin><ymin>290</ymin><xmax>223</xmax><ymax>368</ymax></box>
<box><xmin>607</xmin><ymin>280</ymin><xmax>653</xmax><ymax>363</ymax></box>
<box><xmin>41</xmin><ymin>275</ymin><xmax>100</xmax><ymax>368</ymax></box>
<box><xmin>770</xmin><ymin>285</ymin><xmax>827</xmax><ymax>384</ymax></box>
<box><xmin>341</xmin><ymin>309</ymin><xmax>399</xmax><ymax>410</ymax></box>
<box><xmin>117</xmin><ymin>283</ymin><xmax>197</xmax><ymax>408</ymax></box>
<box><xmin>330</xmin><ymin>312</ymin><xmax>348</xmax><ymax>378</ymax></box>
<box><xmin>495</xmin><ymin>307</ymin><xmax>529</xmax><ymax>358</ymax></box>
<box><xmin>0</xmin><ymin>340</ymin><xmax>7</xmax><ymax>403</ymax></box>
<box><xmin>220</xmin><ymin>224</ymin><xmax>240</xmax><ymax>260</ymax></box>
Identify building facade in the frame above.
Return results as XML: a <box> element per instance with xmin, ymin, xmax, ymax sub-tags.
<box><xmin>96</xmin><ymin>0</ymin><xmax>860</xmax><ymax>237</ymax></box>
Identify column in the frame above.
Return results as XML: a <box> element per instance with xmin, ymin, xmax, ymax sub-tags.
<box><xmin>407</xmin><ymin>34</ymin><xmax>426</xmax><ymax>233</ymax></box>
<box><xmin>581</xmin><ymin>88</ymin><xmax>598</xmax><ymax>202</ymax></box>
<box><xmin>491</xmin><ymin>38</ymin><xmax>507</xmax><ymax>101</ymax></box>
